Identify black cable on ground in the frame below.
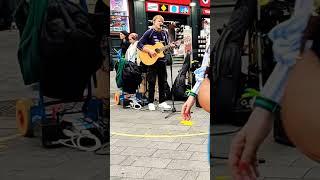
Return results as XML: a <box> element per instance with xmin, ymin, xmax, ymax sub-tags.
<box><xmin>212</xmin><ymin>155</ymin><xmax>266</xmax><ymax>164</ymax></box>
<box><xmin>212</xmin><ymin>156</ymin><xmax>228</xmax><ymax>160</ymax></box>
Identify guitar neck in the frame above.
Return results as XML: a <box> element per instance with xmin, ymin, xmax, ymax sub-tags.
<box><xmin>159</xmin><ymin>45</ymin><xmax>171</xmax><ymax>52</ymax></box>
<box><xmin>158</xmin><ymin>40</ymin><xmax>180</xmax><ymax>52</ymax></box>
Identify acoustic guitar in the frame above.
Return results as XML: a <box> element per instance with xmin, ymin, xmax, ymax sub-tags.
<box><xmin>138</xmin><ymin>40</ymin><xmax>182</xmax><ymax>66</ymax></box>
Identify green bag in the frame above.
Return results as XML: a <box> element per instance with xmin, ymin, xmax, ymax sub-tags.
<box><xmin>115</xmin><ymin>55</ymin><xmax>126</xmax><ymax>89</ymax></box>
<box><xmin>16</xmin><ymin>0</ymin><xmax>47</xmax><ymax>85</ymax></box>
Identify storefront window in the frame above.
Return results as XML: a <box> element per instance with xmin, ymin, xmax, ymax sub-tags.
<box><xmin>110</xmin><ymin>0</ymin><xmax>130</xmax><ymax>33</ymax></box>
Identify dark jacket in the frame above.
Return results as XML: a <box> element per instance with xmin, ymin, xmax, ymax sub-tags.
<box><xmin>137</xmin><ymin>28</ymin><xmax>170</xmax><ymax>62</ymax></box>
<box><xmin>120</xmin><ymin>40</ymin><xmax>130</xmax><ymax>57</ymax></box>
<box><xmin>137</xmin><ymin>28</ymin><xmax>169</xmax><ymax>50</ymax></box>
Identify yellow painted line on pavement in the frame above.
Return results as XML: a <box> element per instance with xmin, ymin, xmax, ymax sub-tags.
<box><xmin>0</xmin><ymin>134</ymin><xmax>20</xmax><ymax>143</ymax></box>
<box><xmin>111</xmin><ymin>132</ymin><xmax>208</xmax><ymax>138</ymax></box>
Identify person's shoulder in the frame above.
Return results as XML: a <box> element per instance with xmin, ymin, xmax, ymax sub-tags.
<box><xmin>144</xmin><ymin>28</ymin><xmax>154</xmax><ymax>34</ymax></box>
<box><xmin>140</xmin><ymin>28</ymin><xmax>155</xmax><ymax>40</ymax></box>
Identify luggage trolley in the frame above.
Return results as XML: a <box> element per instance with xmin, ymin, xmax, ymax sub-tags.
<box><xmin>16</xmin><ymin>79</ymin><xmax>107</xmax><ymax>150</ymax></box>
<box><xmin>15</xmin><ymin>0</ymin><xmax>108</xmax><ymax>150</ymax></box>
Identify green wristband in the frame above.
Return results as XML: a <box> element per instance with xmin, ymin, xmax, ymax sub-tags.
<box><xmin>188</xmin><ymin>92</ymin><xmax>197</xmax><ymax>97</ymax></box>
<box><xmin>254</xmin><ymin>96</ymin><xmax>280</xmax><ymax>113</ymax></box>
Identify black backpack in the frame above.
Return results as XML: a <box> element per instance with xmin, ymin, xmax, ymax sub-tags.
<box><xmin>39</xmin><ymin>0</ymin><xmax>102</xmax><ymax>100</ymax></box>
<box><xmin>172</xmin><ymin>53</ymin><xmax>191</xmax><ymax>101</ymax></box>
<box><xmin>122</xmin><ymin>61</ymin><xmax>143</xmax><ymax>94</ymax></box>
<box><xmin>212</xmin><ymin>0</ymin><xmax>294</xmax><ymax>125</ymax></box>
<box><xmin>212</xmin><ymin>0</ymin><xmax>257</xmax><ymax>124</ymax></box>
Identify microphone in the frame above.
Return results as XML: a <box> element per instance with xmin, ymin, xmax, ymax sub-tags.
<box><xmin>160</xmin><ymin>24</ymin><xmax>167</xmax><ymax>29</ymax></box>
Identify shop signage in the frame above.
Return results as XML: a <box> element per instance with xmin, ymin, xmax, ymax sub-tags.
<box><xmin>148</xmin><ymin>0</ymin><xmax>190</xmax><ymax>5</ymax></box>
<box><xmin>179</xmin><ymin>6</ymin><xmax>190</xmax><ymax>14</ymax></box>
<box><xmin>183</xmin><ymin>28</ymin><xmax>192</xmax><ymax>54</ymax></box>
<box><xmin>169</xmin><ymin>5</ymin><xmax>179</xmax><ymax>13</ymax></box>
<box><xmin>199</xmin><ymin>0</ymin><xmax>210</xmax><ymax>7</ymax></box>
<box><xmin>146</xmin><ymin>2</ymin><xmax>190</xmax><ymax>15</ymax></box>
<box><xmin>202</xmin><ymin>8</ymin><xmax>210</xmax><ymax>15</ymax></box>
<box><xmin>159</xmin><ymin>4</ymin><xmax>169</xmax><ymax>12</ymax></box>
<box><xmin>147</xmin><ymin>2</ymin><xmax>159</xmax><ymax>11</ymax></box>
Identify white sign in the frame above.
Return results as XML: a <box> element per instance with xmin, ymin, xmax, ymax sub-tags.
<box><xmin>183</xmin><ymin>27</ymin><xmax>193</xmax><ymax>60</ymax></box>
<box><xmin>147</xmin><ymin>2</ymin><xmax>159</xmax><ymax>11</ymax></box>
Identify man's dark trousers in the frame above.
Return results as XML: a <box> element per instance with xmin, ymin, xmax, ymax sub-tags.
<box><xmin>147</xmin><ymin>60</ymin><xmax>167</xmax><ymax>103</ymax></box>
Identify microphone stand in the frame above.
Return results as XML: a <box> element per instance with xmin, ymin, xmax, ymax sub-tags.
<box><xmin>157</xmin><ymin>24</ymin><xmax>180</xmax><ymax>119</ymax></box>
<box><xmin>164</xmin><ymin>48</ymin><xmax>180</xmax><ymax>119</ymax></box>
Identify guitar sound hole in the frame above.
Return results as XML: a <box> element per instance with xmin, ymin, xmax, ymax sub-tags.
<box><xmin>155</xmin><ymin>49</ymin><xmax>160</xmax><ymax>53</ymax></box>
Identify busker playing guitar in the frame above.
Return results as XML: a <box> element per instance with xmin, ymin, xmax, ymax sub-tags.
<box><xmin>137</xmin><ymin>15</ymin><xmax>175</xmax><ymax>111</ymax></box>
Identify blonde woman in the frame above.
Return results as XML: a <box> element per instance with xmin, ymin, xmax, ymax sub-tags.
<box><xmin>125</xmin><ymin>33</ymin><xmax>140</xmax><ymax>64</ymax></box>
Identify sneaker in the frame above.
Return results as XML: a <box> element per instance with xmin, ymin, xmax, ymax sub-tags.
<box><xmin>148</xmin><ymin>103</ymin><xmax>156</xmax><ymax>111</ymax></box>
<box><xmin>158</xmin><ymin>102</ymin><xmax>171</xmax><ymax>110</ymax></box>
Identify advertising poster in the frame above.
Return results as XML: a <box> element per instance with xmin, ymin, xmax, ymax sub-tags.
<box><xmin>110</xmin><ymin>0</ymin><xmax>130</xmax><ymax>33</ymax></box>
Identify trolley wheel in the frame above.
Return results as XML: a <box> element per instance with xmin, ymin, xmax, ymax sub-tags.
<box><xmin>114</xmin><ymin>92</ymin><xmax>120</xmax><ymax>105</ymax></box>
<box><xmin>16</xmin><ymin>99</ymin><xmax>33</xmax><ymax>137</ymax></box>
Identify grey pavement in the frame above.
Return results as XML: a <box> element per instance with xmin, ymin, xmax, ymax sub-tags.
<box><xmin>110</xmin><ymin>60</ymin><xmax>320</xmax><ymax>180</ymax></box>
<box><xmin>109</xmin><ymin>37</ymin><xmax>320</xmax><ymax>180</ymax></box>
<box><xmin>212</xmin><ymin>125</ymin><xmax>320</xmax><ymax>180</ymax></box>
<box><xmin>0</xmin><ymin>30</ymin><xmax>37</xmax><ymax>102</ymax></box>
<box><xmin>0</xmin><ymin>30</ymin><xmax>107</xmax><ymax>180</ymax></box>
<box><xmin>110</xmin><ymin>63</ymin><xmax>211</xmax><ymax>180</ymax></box>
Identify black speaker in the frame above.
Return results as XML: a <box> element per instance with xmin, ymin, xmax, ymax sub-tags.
<box><xmin>41</xmin><ymin>118</ymin><xmax>64</xmax><ymax>148</ymax></box>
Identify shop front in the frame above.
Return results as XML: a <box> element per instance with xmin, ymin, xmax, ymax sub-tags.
<box><xmin>110</xmin><ymin>0</ymin><xmax>207</xmax><ymax>68</ymax></box>
<box><xmin>110</xmin><ymin>0</ymin><xmax>134</xmax><ymax>69</ymax></box>
<box><xmin>144</xmin><ymin>0</ymin><xmax>193</xmax><ymax>60</ymax></box>
<box><xmin>110</xmin><ymin>0</ymin><xmax>132</xmax><ymax>35</ymax></box>
<box><xmin>197</xmin><ymin>0</ymin><xmax>210</xmax><ymax>61</ymax></box>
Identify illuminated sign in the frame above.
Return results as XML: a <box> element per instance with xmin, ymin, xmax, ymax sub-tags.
<box><xmin>159</xmin><ymin>4</ymin><xmax>169</xmax><ymax>12</ymax></box>
<box><xmin>199</xmin><ymin>0</ymin><xmax>210</xmax><ymax>7</ymax></box>
<box><xmin>146</xmin><ymin>2</ymin><xmax>159</xmax><ymax>11</ymax></box>
<box><xmin>146</xmin><ymin>2</ymin><xmax>190</xmax><ymax>15</ymax></box>
<box><xmin>180</xmin><ymin>6</ymin><xmax>189</xmax><ymax>14</ymax></box>
<box><xmin>202</xmin><ymin>8</ymin><xmax>210</xmax><ymax>15</ymax></box>
<box><xmin>169</xmin><ymin>5</ymin><xmax>179</xmax><ymax>13</ymax></box>
<box><xmin>148</xmin><ymin>0</ymin><xmax>190</xmax><ymax>5</ymax></box>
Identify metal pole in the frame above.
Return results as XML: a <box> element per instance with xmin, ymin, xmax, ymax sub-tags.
<box><xmin>257</xmin><ymin>0</ymin><xmax>263</xmax><ymax>90</ymax></box>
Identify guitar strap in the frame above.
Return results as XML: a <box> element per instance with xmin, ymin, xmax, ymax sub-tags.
<box><xmin>148</xmin><ymin>28</ymin><xmax>154</xmax><ymax>40</ymax></box>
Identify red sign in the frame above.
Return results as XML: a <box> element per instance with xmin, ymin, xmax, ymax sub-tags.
<box><xmin>146</xmin><ymin>2</ymin><xmax>190</xmax><ymax>15</ymax></box>
<box><xmin>199</xmin><ymin>0</ymin><xmax>210</xmax><ymax>7</ymax></box>
<box><xmin>202</xmin><ymin>8</ymin><xmax>210</xmax><ymax>15</ymax></box>
<box><xmin>148</xmin><ymin>0</ymin><xmax>191</xmax><ymax>5</ymax></box>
